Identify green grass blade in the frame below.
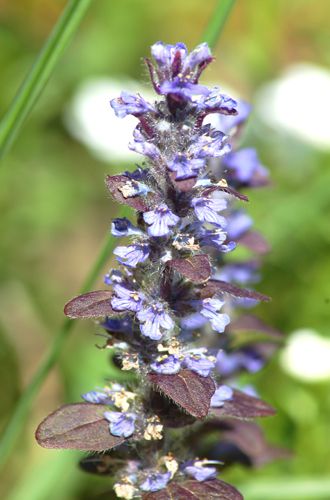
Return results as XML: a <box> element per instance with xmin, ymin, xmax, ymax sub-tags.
<box><xmin>202</xmin><ymin>0</ymin><xmax>236</xmax><ymax>48</ymax></box>
<box><xmin>0</xmin><ymin>0</ymin><xmax>91</xmax><ymax>159</ymax></box>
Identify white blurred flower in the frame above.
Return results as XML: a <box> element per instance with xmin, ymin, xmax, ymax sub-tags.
<box><xmin>280</xmin><ymin>329</ymin><xmax>330</xmax><ymax>382</ymax></box>
<box><xmin>255</xmin><ymin>64</ymin><xmax>330</xmax><ymax>150</ymax></box>
<box><xmin>64</xmin><ymin>78</ymin><xmax>154</xmax><ymax>162</ymax></box>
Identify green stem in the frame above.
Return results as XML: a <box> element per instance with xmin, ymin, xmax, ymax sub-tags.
<box><xmin>202</xmin><ymin>0</ymin><xmax>236</xmax><ymax>48</ymax></box>
<box><xmin>0</xmin><ymin>0</ymin><xmax>91</xmax><ymax>159</ymax></box>
<box><xmin>0</xmin><ymin>232</ymin><xmax>117</xmax><ymax>467</ymax></box>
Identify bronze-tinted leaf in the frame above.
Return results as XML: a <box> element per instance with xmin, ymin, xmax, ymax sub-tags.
<box><xmin>64</xmin><ymin>290</ymin><xmax>115</xmax><ymax>319</ymax></box>
<box><xmin>148</xmin><ymin>390</ymin><xmax>196</xmax><ymax>428</ymax></box>
<box><xmin>210</xmin><ymin>390</ymin><xmax>276</xmax><ymax>419</ymax></box>
<box><xmin>238</xmin><ymin>230</ymin><xmax>270</xmax><ymax>254</ymax></box>
<box><xmin>105</xmin><ymin>174</ymin><xmax>150</xmax><ymax>211</ymax></box>
<box><xmin>167</xmin><ymin>255</ymin><xmax>211</xmax><ymax>284</ymax></box>
<box><xmin>148</xmin><ymin>369</ymin><xmax>216</xmax><ymax>418</ymax></box>
<box><xmin>230</xmin><ymin>314</ymin><xmax>283</xmax><ymax>340</ymax></box>
<box><xmin>201</xmin><ymin>184</ymin><xmax>249</xmax><ymax>202</ymax></box>
<box><xmin>142</xmin><ymin>479</ymin><xmax>243</xmax><ymax>499</ymax></box>
<box><xmin>169</xmin><ymin>171</ymin><xmax>197</xmax><ymax>192</ymax></box>
<box><xmin>213</xmin><ymin>420</ymin><xmax>291</xmax><ymax>467</ymax></box>
<box><xmin>35</xmin><ymin>403</ymin><xmax>125</xmax><ymax>451</ymax></box>
<box><xmin>200</xmin><ymin>279</ymin><xmax>270</xmax><ymax>302</ymax></box>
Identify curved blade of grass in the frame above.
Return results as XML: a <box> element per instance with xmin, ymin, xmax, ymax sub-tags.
<box><xmin>0</xmin><ymin>0</ymin><xmax>237</xmax><ymax>469</ymax></box>
<box><xmin>0</xmin><ymin>0</ymin><xmax>92</xmax><ymax>159</ymax></box>
<box><xmin>202</xmin><ymin>0</ymin><xmax>236</xmax><ymax>49</ymax></box>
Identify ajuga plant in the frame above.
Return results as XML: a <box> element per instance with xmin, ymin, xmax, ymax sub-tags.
<box><xmin>36</xmin><ymin>42</ymin><xmax>286</xmax><ymax>499</ymax></box>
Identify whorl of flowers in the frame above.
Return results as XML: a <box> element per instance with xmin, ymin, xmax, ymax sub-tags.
<box><xmin>36</xmin><ymin>42</ymin><xmax>284</xmax><ymax>499</ymax></box>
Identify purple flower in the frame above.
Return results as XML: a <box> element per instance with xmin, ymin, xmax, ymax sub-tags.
<box><xmin>104</xmin><ymin>269</ymin><xmax>124</xmax><ymax>286</ymax></box>
<box><xmin>182</xmin><ymin>42</ymin><xmax>212</xmax><ymax>73</ymax></box>
<box><xmin>200</xmin><ymin>298</ymin><xmax>230</xmax><ymax>333</ymax></box>
<box><xmin>198</xmin><ymin>227</ymin><xmax>235</xmax><ymax>252</ymax></box>
<box><xmin>151</xmin><ymin>42</ymin><xmax>213</xmax><ymax>100</ymax></box>
<box><xmin>137</xmin><ymin>302</ymin><xmax>174</xmax><ymax>340</ymax></box>
<box><xmin>129</xmin><ymin>140</ymin><xmax>160</xmax><ymax>160</ymax></box>
<box><xmin>216</xmin><ymin>350</ymin><xmax>243</xmax><ymax>376</ymax></box>
<box><xmin>229</xmin><ymin>99</ymin><xmax>252</xmax><ymax>127</ymax></box>
<box><xmin>216</xmin><ymin>262</ymin><xmax>260</xmax><ymax>285</ymax></box>
<box><xmin>111</xmin><ymin>218</ymin><xmax>143</xmax><ymax>237</ymax></box>
<box><xmin>167</xmin><ymin>154</ymin><xmax>204</xmax><ymax>180</ymax></box>
<box><xmin>103</xmin><ymin>411</ymin><xmax>137</xmax><ymax>438</ymax></box>
<box><xmin>111</xmin><ymin>284</ymin><xmax>144</xmax><ymax>312</ymax></box>
<box><xmin>222</xmin><ymin>148</ymin><xmax>269</xmax><ymax>185</ymax></box>
<box><xmin>184</xmin><ymin>461</ymin><xmax>218</xmax><ymax>481</ymax></box>
<box><xmin>150</xmin><ymin>354</ymin><xmax>181</xmax><ymax>374</ymax></box>
<box><xmin>151</xmin><ymin>42</ymin><xmax>212</xmax><ymax>84</ymax></box>
<box><xmin>160</xmin><ymin>78</ymin><xmax>209</xmax><ymax>100</ymax></box>
<box><xmin>183</xmin><ymin>354</ymin><xmax>215</xmax><ymax>377</ymax></box>
<box><xmin>102</xmin><ymin>316</ymin><xmax>133</xmax><ymax>334</ymax></box>
<box><xmin>110</xmin><ymin>91</ymin><xmax>155</xmax><ymax>118</ymax></box>
<box><xmin>210</xmin><ymin>385</ymin><xmax>234</xmax><ymax>407</ymax></box>
<box><xmin>216</xmin><ymin>349</ymin><xmax>264</xmax><ymax>376</ymax></box>
<box><xmin>143</xmin><ymin>203</ymin><xmax>179</xmax><ymax>237</ymax></box>
<box><xmin>210</xmin><ymin>99</ymin><xmax>252</xmax><ymax>133</ymax></box>
<box><xmin>195</xmin><ymin>87</ymin><xmax>238</xmax><ymax>115</ymax></box>
<box><xmin>181</xmin><ymin>312</ymin><xmax>208</xmax><ymax>330</ymax></box>
<box><xmin>82</xmin><ymin>390</ymin><xmax>111</xmax><ymax>404</ymax></box>
<box><xmin>147</xmin><ymin>42</ymin><xmax>234</xmax><ymax>107</ymax></box>
<box><xmin>104</xmin><ymin>274</ymin><xmax>112</xmax><ymax>286</ymax></box>
<box><xmin>114</xmin><ymin>243</ymin><xmax>150</xmax><ymax>267</ymax></box>
<box><xmin>129</xmin><ymin>127</ymin><xmax>160</xmax><ymax>160</ymax></box>
<box><xmin>241</xmin><ymin>351</ymin><xmax>265</xmax><ymax>372</ymax></box>
<box><xmin>140</xmin><ymin>472</ymin><xmax>171</xmax><ymax>492</ymax></box>
<box><xmin>151</xmin><ymin>41</ymin><xmax>187</xmax><ymax>73</ymax></box>
<box><xmin>189</xmin><ymin>128</ymin><xmax>230</xmax><ymax>159</ymax></box>
<box><xmin>124</xmin><ymin>166</ymin><xmax>148</xmax><ymax>181</ymax></box>
<box><xmin>191</xmin><ymin>197</ymin><xmax>227</xmax><ymax>227</ymax></box>
<box><xmin>227</xmin><ymin>211</ymin><xmax>253</xmax><ymax>240</ymax></box>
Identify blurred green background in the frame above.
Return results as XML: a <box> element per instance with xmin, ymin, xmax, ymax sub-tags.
<box><xmin>1</xmin><ymin>1</ymin><xmax>330</xmax><ymax>499</ymax></box>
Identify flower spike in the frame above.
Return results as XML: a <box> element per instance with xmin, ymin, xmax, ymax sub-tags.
<box><xmin>36</xmin><ymin>41</ymin><xmax>281</xmax><ymax>500</ymax></box>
